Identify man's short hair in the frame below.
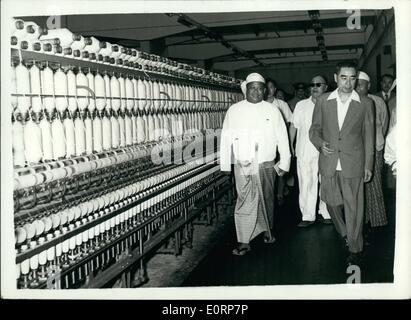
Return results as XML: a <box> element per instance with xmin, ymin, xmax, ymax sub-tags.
<box><xmin>265</xmin><ymin>78</ymin><xmax>277</xmax><ymax>87</ymax></box>
<box><xmin>314</xmin><ymin>75</ymin><xmax>328</xmax><ymax>85</ymax></box>
<box><xmin>293</xmin><ymin>82</ymin><xmax>306</xmax><ymax>90</ymax></box>
<box><xmin>381</xmin><ymin>74</ymin><xmax>395</xmax><ymax>82</ymax></box>
<box><xmin>336</xmin><ymin>61</ymin><xmax>358</xmax><ymax>75</ymax></box>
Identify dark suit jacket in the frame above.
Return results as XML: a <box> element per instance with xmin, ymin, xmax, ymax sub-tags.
<box><xmin>375</xmin><ymin>91</ymin><xmax>396</xmax><ymax>103</ymax></box>
<box><xmin>309</xmin><ymin>92</ymin><xmax>375</xmax><ymax>178</ymax></box>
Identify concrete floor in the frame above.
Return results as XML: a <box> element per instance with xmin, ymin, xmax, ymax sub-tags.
<box><xmin>141</xmin><ymin>186</ymin><xmax>395</xmax><ymax>287</ymax></box>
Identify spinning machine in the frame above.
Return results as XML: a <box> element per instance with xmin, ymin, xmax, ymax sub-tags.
<box><xmin>9</xmin><ymin>19</ymin><xmax>242</xmax><ymax>289</ymax></box>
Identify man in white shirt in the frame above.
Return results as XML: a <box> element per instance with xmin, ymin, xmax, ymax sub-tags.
<box><xmin>356</xmin><ymin>71</ymin><xmax>388</xmax><ymax>231</ymax></box>
<box><xmin>385</xmin><ymin>94</ymin><xmax>397</xmax><ymax>190</ymax></box>
<box><xmin>384</xmin><ymin>124</ymin><xmax>396</xmax><ymax>176</ymax></box>
<box><xmin>265</xmin><ymin>78</ymin><xmax>293</xmax><ymax>123</ymax></box>
<box><xmin>265</xmin><ymin>78</ymin><xmax>293</xmax><ymax>204</ymax></box>
<box><xmin>289</xmin><ymin>75</ymin><xmax>332</xmax><ymax>227</ymax></box>
<box><xmin>220</xmin><ymin>73</ymin><xmax>291</xmax><ymax>255</ymax></box>
<box><xmin>288</xmin><ymin>82</ymin><xmax>308</xmax><ymax>112</ymax></box>
<box><xmin>275</xmin><ymin>89</ymin><xmax>286</xmax><ymax>101</ymax></box>
<box><xmin>309</xmin><ymin>61</ymin><xmax>375</xmax><ymax>266</ymax></box>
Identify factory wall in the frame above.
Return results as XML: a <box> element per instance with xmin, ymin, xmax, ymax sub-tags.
<box><xmin>360</xmin><ymin>14</ymin><xmax>396</xmax><ymax>93</ymax></box>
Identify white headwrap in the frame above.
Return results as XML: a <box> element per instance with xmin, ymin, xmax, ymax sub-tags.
<box><xmin>357</xmin><ymin>71</ymin><xmax>370</xmax><ymax>82</ymax></box>
<box><xmin>245</xmin><ymin>72</ymin><xmax>265</xmax><ymax>84</ymax></box>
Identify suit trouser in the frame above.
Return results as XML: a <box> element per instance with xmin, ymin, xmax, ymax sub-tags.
<box><xmin>297</xmin><ymin>158</ymin><xmax>330</xmax><ymax>221</ymax></box>
<box><xmin>322</xmin><ymin>171</ymin><xmax>364</xmax><ymax>253</ymax></box>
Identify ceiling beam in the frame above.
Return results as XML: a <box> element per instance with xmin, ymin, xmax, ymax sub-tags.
<box><xmin>209</xmin><ymin>44</ymin><xmax>364</xmax><ymax>62</ymax></box>
<box><xmin>214</xmin><ymin>55</ymin><xmax>360</xmax><ymax>71</ymax></box>
<box><xmin>167</xmin><ymin>13</ymin><xmax>267</xmax><ymax>67</ymax></box>
<box><xmin>167</xmin><ymin>31</ymin><xmax>365</xmax><ymax>61</ymax></box>
<box><xmin>220</xmin><ymin>53</ymin><xmax>360</xmax><ymax>71</ymax></box>
<box><xmin>166</xmin><ymin>35</ymin><xmax>207</xmax><ymax>46</ymax></box>
<box><xmin>166</xmin><ymin>30</ymin><xmax>364</xmax><ymax>46</ymax></box>
<box><xmin>165</xmin><ymin>15</ymin><xmax>376</xmax><ymax>39</ymax></box>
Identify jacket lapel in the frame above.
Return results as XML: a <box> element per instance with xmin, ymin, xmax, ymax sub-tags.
<box><xmin>340</xmin><ymin>99</ymin><xmax>360</xmax><ymax>135</ymax></box>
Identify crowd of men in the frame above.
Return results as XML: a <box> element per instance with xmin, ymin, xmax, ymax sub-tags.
<box><xmin>220</xmin><ymin>61</ymin><xmax>397</xmax><ymax>267</ymax></box>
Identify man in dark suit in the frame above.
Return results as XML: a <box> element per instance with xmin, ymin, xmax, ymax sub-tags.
<box><xmin>309</xmin><ymin>61</ymin><xmax>375</xmax><ymax>265</ymax></box>
<box><xmin>375</xmin><ymin>74</ymin><xmax>395</xmax><ymax>104</ymax></box>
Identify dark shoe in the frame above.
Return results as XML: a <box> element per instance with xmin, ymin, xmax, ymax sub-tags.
<box><xmin>364</xmin><ymin>233</ymin><xmax>372</xmax><ymax>246</ymax></box>
<box><xmin>364</xmin><ymin>229</ymin><xmax>373</xmax><ymax>246</ymax></box>
<box><xmin>343</xmin><ymin>236</ymin><xmax>349</xmax><ymax>247</ymax></box>
<box><xmin>232</xmin><ymin>245</ymin><xmax>251</xmax><ymax>256</ymax></box>
<box><xmin>321</xmin><ymin>218</ymin><xmax>333</xmax><ymax>225</ymax></box>
<box><xmin>264</xmin><ymin>236</ymin><xmax>276</xmax><ymax>244</ymax></box>
<box><xmin>297</xmin><ymin>221</ymin><xmax>315</xmax><ymax>228</ymax></box>
<box><xmin>339</xmin><ymin>236</ymin><xmax>349</xmax><ymax>251</ymax></box>
<box><xmin>263</xmin><ymin>231</ymin><xmax>276</xmax><ymax>243</ymax></box>
<box><xmin>346</xmin><ymin>252</ymin><xmax>362</xmax><ymax>266</ymax></box>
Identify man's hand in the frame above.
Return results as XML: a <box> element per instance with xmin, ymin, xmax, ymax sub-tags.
<box><xmin>364</xmin><ymin>169</ymin><xmax>373</xmax><ymax>183</ymax></box>
<box><xmin>320</xmin><ymin>141</ymin><xmax>334</xmax><ymax>156</ymax></box>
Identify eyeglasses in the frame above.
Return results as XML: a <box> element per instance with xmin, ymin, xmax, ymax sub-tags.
<box><xmin>309</xmin><ymin>83</ymin><xmax>326</xmax><ymax>87</ymax></box>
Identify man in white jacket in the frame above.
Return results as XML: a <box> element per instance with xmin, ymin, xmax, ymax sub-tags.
<box><xmin>265</xmin><ymin>78</ymin><xmax>293</xmax><ymax>205</ymax></box>
<box><xmin>384</xmin><ymin>125</ymin><xmax>396</xmax><ymax>176</ymax></box>
<box><xmin>289</xmin><ymin>75</ymin><xmax>332</xmax><ymax>227</ymax></box>
<box><xmin>220</xmin><ymin>72</ymin><xmax>291</xmax><ymax>255</ymax></box>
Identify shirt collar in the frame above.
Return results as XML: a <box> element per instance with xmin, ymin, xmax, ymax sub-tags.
<box><xmin>309</xmin><ymin>96</ymin><xmax>316</xmax><ymax>104</ymax></box>
<box><xmin>327</xmin><ymin>88</ymin><xmax>361</xmax><ymax>103</ymax></box>
<box><xmin>245</xmin><ymin>100</ymin><xmax>264</xmax><ymax>108</ymax></box>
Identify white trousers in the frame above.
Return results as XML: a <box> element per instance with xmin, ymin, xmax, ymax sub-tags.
<box><xmin>297</xmin><ymin>158</ymin><xmax>330</xmax><ymax>221</ymax></box>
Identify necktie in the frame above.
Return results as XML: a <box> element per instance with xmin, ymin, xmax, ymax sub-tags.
<box><xmin>384</xmin><ymin>93</ymin><xmax>389</xmax><ymax>102</ymax></box>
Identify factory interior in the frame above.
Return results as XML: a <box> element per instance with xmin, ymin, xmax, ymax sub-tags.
<box><xmin>5</xmin><ymin>7</ymin><xmax>401</xmax><ymax>291</ymax></box>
